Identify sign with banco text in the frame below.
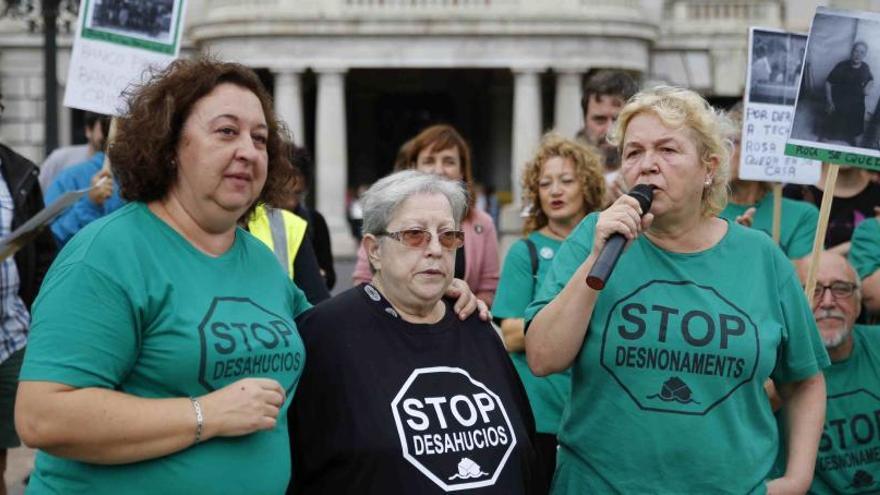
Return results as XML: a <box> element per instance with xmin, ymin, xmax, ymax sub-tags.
<box><xmin>63</xmin><ymin>0</ymin><xmax>186</xmax><ymax>115</ymax></box>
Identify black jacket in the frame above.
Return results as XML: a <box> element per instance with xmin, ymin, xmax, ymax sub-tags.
<box><xmin>0</xmin><ymin>143</ymin><xmax>57</xmax><ymax>309</ymax></box>
<box><xmin>294</xmin><ymin>205</ymin><xmax>335</xmax><ymax>290</ymax></box>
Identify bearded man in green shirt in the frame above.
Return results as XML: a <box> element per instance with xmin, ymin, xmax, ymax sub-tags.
<box><xmin>793</xmin><ymin>252</ymin><xmax>880</xmax><ymax>494</ymax></box>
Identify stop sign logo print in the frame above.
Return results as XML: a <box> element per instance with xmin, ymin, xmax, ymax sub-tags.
<box><xmin>600</xmin><ymin>280</ymin><xmax>759</xmax><ymax>415</ymax></box>
<box><xmin>197</xmin><ymin>297</ymin><xmax>303</xmax><ymax>395</ymax></box>
<box><xmin>391</xmin><ymin>367</ymin><xmax>517</xmax><ymax>492</ymax></box>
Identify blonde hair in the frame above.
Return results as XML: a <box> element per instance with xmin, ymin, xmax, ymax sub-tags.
<box><xmin>522</xmin><ymin>133</ymin><xmax>605</xmax><ymax>235</ymax></box>
<box><xmin>608</xmin><ymin>86</ymin><xmax>732</xmax><ymax>217</ymax></box>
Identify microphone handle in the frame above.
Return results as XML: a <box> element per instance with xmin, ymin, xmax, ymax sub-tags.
<box><xmin>585</xmin><ymin>233</ymin><xmax>627</xmax><ymax>290</ymax></box>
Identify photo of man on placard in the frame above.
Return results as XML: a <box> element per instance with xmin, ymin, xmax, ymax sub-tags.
<box><xmin>790</xmin><ymin>10</ymin><xmax>880</xmax><ymax>154</ymax></box>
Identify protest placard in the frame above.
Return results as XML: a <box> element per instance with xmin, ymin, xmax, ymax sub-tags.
<box><xmin>0</xmin><ymin>186</ymin><xmax>92</xmax><ymax>261</ymax></box>
<box><xmin>786</xmin><ymin>7</ymin><xmax>880</xmax><ymax>171</ymax></box>
<box><xmin>741</xmin><ymin>28</ymin><xmax>820</xmax><ymax>185</ymax></box>
<box><xmin>63</xmin><ymin>0</ymin><xmax>186</xmax><ymax>116</ymax></box>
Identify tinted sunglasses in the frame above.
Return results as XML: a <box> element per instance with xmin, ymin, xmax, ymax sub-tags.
<box><xmin>379</xmin><ymin>229</ymin><xmax>465</xmax><ymax>250</ymax></box>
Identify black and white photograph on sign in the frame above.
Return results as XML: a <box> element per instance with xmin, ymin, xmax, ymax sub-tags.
<box><xmin>789</xmin><ymin>8</ymin><xmax>880</xmax><ymax>157</ymax></box>
<box><xmin>741</xmin><ymin>28</ymin><xmax>821</xmax><ymax>185</ymax></box>
<box><xmin>748</xmin><ymin>30</ymin><xmax>807</xmax><ymax>106</ymax></box>
<box><xmin>86</xmin><ymin>0</ymin><xmax>177</xmax><ymax>44</ymax></box>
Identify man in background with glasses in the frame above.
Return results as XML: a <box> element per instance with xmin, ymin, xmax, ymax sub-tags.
<box><xmin>790</xmin><ymin>252</ymin><xmax>880</xmax><ymax>494</ymax></box>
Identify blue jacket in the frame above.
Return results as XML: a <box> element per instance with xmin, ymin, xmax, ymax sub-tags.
<box><xmin>44</xmin><ymin>152</ymin><xmax>124</xmax><ymax>247</ymax></box>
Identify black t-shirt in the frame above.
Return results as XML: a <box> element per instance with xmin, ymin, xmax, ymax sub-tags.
<box><xmin>289</xmin><ymin>284</ymin><xmax>536</xmax><ymax>495</ymax></box>
<box><xmin>783</xmin><ymin>182</ymin><xmax>880</xmax><ymax>248</ymax></box>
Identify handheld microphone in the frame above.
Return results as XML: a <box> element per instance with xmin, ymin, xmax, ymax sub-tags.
<box><xmin>585</xmin><ymin>184</ymin><xmax>655</xmax><ymax>290</ymax></box>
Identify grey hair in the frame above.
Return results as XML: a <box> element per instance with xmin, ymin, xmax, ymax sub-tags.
<box><xmin>361</xmin><ymin>170</ymin><xmax>469</xmax><ymax>237</ymax></box>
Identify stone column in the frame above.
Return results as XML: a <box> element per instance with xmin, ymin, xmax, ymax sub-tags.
<box><xmin>314</xmin><ymin>68</ymin><xmax>356</xmax><ymax>256</ymax></box>
<box><xmin>272</xmin><ymin>69</ymin><xmax>305</xmax><ymax>146</ymax></box>
<box><xmin>510</xmin><ymin>68</ymin><xmax>542</xmax><ymax>209</ymax></box>
<box><xmin>554</xmin><ymin>69</ymin><xmax>583</xmax><ymax>139</ymax></box>
<box><xmin>499</xmin><ymin>68</ymin><xmax>543</xmax><ymax>259</ymax></box>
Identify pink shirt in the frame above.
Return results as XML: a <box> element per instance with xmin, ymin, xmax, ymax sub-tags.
<box><xmin>352</xmin><ymin>208</ymin><xmax>500</xmax><ymax>304</ymax></box>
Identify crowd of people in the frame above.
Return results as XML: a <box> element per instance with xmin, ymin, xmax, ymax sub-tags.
<box><xmin>0</xmin><ymin>54</ymin><xmax>876</xmax><ymax>494</ymax></box>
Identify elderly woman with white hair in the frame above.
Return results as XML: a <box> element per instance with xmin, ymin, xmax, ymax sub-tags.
<box><xmin>288</xmin><ymin>170</ymin><xmax>536</xmax><ymax>494</ymax></box>
<box><xmin>525</xmin><ymin>86</ymin><xmax>829</xmax><ymax>494</ymax></box>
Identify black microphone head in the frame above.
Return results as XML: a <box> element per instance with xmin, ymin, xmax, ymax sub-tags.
<box><xmin>628</xmin><ymin>184</ymin><xmax>655</xmax><ymax>216</ymax></box>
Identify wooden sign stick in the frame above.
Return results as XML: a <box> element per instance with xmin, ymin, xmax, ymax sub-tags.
<box><xmin>803</xmin><ymin>163</ymin><xmax>839</xmax><ymax>300</ymax></box>
<box><xmin>771</xmin><ymin>183</ymin><xmax>782</xmax><ymax>245</ymax></box>
<box><xmin>100</xmin><ymin>117</ymin><xmax>118</xmax><ymax>175</ymax></box>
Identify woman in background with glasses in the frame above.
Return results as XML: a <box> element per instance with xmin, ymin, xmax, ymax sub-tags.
<box><xmin>288</xmin><ymin>170</ymin><xmax>536</xmax><ymax>494</ymax></box>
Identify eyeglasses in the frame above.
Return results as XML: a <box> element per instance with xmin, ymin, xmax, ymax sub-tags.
<box><xmin>379</xmin><ymin>229</ymin><xmax>465</xmax><ymax>250</ymax></box>
<box><xmin>811</xmin><ymin>282</ymin><xmax>858</xmax><ymax>301</ymax></box>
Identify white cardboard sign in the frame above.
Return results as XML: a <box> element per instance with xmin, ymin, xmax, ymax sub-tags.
<box><xmin>741</xmin><ymin>28</ymin><xmax>821</xmax><ymax>185</ymax></box>
<box><xmin>63</xmin><ymin>0</ymin><xmax>186</xmax><ymax>116</ymax></box>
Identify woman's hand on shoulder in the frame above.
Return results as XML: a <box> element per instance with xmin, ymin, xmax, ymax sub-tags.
<box><xmin>446</xmin><ymin>278</ymin><xmax>491</xmax><ymax>321</ymax></box>
<box><xmin>594</xmin><ymin>193</ymin><xmax>653</xmax><ymax>253</ymax></box>
<box><xmin>199</xmin><ymin>377</ymin><xmax>286</xmax><ymax>439</ymax></box>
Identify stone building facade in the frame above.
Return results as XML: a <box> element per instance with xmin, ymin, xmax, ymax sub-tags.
<box><xmin>1</xmin><ymin>0</ymin><xmax>878</xmax><ymax>253</ymax></box>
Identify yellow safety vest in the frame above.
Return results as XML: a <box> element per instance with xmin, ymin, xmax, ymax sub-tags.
<box><xmin>248</xmin><ymin>204</ymin><xmax>308</xmax><ymax>279</ymax></box>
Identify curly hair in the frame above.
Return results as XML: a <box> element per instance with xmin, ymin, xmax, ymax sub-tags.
<box><xmin>394</xmin><ymin>124</ymin><xmax>476</xmax><ymax>217</ymax></box>
<box><xmin>110</xmin><ymin>56</ymin><xmax>292</xmax><ymax>222</ymax></box>
<box><xmin>522</xmin><ymin>133</ymin><xmax>606</xmax><ymax>235</ymax></box>
<box><xmin>607</xmin><ymin>86</ymin><xmax>732</xmax><ymax>218</ymax></box>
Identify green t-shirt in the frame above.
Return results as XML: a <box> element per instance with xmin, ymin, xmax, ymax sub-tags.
<box><xmin>849</xmin><ymin>218</ymin><xmax>880</xmax><ymax>279</ymax></box>
<box><xmin>20</xmin><ymin>202</ymin><xmax>311</xmax><ymax>495</ymax></box>
<box><xmin>524</xmin><ymin>213</ymin><xmax>830</xmax><ymax>494</ymax></box>
<box><xmin>810</xmin><ymin>325</ymin><xmax>880</xmax><ymax>494</ymax></box>
<box><xmin>492</xmin><ymin>231</ymin><xmax>571</xmax><ymax>435</ymax></box>
<box><xmin>719</xmin><ymin>192</ymin><xmax>819</xmax><ymax>259</ymax></box>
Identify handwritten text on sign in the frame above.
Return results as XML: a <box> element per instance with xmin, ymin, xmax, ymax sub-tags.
<box><xmin>63</xmin><ymin>38</ymin><xmax>174</xmax><ymax>116</ymax></box>
<box><xmin>740</xmin><ymin>103</ymin><xmax>820</xmax><ymax>185</ymax></box>
<box><xmin>62</xmin><ymin>0</ymin><xmax>185</xmax><ymax>116</ymax></box>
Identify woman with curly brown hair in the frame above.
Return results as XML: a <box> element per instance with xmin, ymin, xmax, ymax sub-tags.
<box><xmin>352</xmin><ymin>124</ymin><xmax>501</xmax><ymax>305</ymax></box>
<box><xmin>490</xmin><ymin>133</ymin><xmax>604</xmax><ymax>494</ymax></box>
<box><xmin>14</xmin><ymin>58</ymin><xmax>311</xmax><ymax>494</ymax></box>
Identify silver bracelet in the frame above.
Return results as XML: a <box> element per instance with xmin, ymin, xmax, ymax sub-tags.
<box><xmin>189</xmin><ymin>397</ymin><xmax>204</xmax><ymax>444</ymax></box>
